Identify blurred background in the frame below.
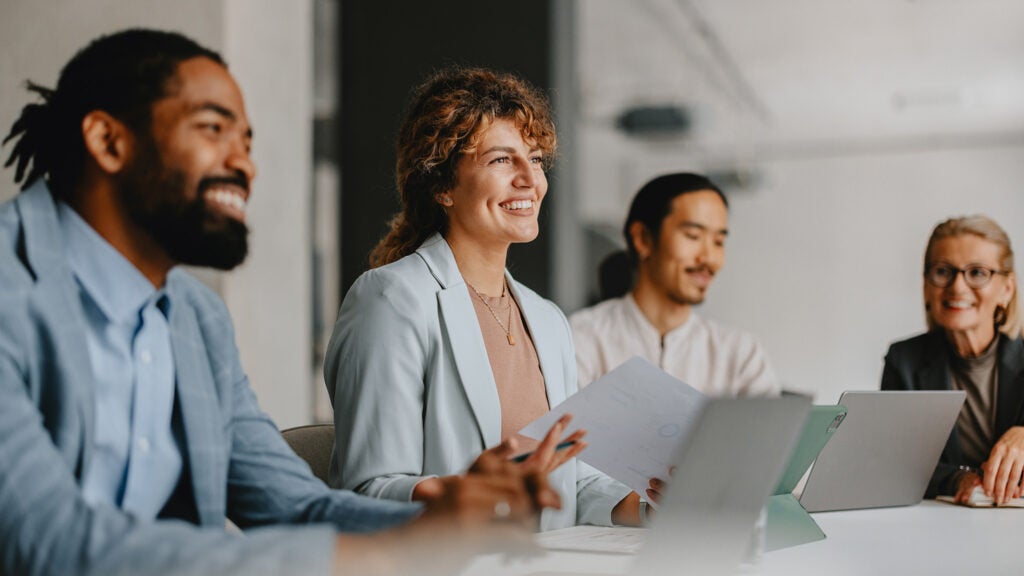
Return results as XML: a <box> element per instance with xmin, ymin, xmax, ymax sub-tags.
<box><xmin>2</xmin><ymin>0</ymin><xmax>1023</xmax><ymax>427</ymax></box>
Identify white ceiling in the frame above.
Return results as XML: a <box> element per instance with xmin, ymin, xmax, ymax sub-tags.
<box><xmin>578</xmin><ymin>0</ymin><xmax>1024</xmax><ymax>155</ymax></box>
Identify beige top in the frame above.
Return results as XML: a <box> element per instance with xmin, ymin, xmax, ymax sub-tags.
<box><xmin>467</xmin><ymin>282</ymin><xmax>549</xmax><ymax>452</ymax></box>
<box><xmin>948</xmin><ymin>336</ymin><xmax>1000</xmax><ymax>465</ymax></box>
<box><xmin>570</xmin><ymin>295</ymin><xmax>779</xmax><ymax>397</ymax></box>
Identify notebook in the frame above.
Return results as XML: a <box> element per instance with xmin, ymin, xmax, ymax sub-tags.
<box><xmin>799</xmin><ymin>390</ymin><xmax>965</xmax><ymax>513</ymax></box>
<box><xmin>936</xmin><ymin>486</ymin><xmax>1024</xmax><ymax>508</ymax></box>
<box><xmin>765</xmin><ymin>405</ymin><xmax>846</xmax><ymax>551</ymax></box>
<box><xmin>535</xmin><ymin>396</ymin><xmax>811</xmax><ymax>576</ymax></box>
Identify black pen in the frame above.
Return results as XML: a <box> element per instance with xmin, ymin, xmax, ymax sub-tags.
<box><xmin>510</xmin><ymin>440</ymin><xmax>578</xmax><ymax>463</ymax></box>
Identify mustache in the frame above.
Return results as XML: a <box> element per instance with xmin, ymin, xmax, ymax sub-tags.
<box><xmin>199</xmin><ymin>173</ymin><xmax>250</xmax><ymax>194</ymax></box>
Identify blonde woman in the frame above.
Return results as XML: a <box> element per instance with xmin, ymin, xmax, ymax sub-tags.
<box><xmin>882</xmin><ymin>215</ymin><xmax>1024</xmax><ymax>505</ymax></box>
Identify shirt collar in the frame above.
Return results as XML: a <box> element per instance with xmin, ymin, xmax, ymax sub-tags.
<box><xmin>57</xmin><ymin>201</ymin><xmax>165</xmax><ymax>324</ymax></box>
<box><xmin>624</xmin><ymin>292</ymin><xmax>698</xmax><ymax>341</ymax></box>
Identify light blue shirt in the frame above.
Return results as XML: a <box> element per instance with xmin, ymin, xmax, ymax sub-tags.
<box><xmin>58</xmin><ymin>202</ymin><xmax>182</xmax><ymax>519</ymax></box>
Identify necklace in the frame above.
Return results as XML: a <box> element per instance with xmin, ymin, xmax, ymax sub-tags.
<box><xmin>467</xmin><ymin>280</ymin><xmax>516</xmax><ymax>346</ymax></box>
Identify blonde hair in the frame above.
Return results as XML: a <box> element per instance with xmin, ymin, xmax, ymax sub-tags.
<box><xmin>924</xmin><ymin>215</ymin><xmax>1022</xmax><ymax>338</ymax></box>
<box><xmin>368</xmin><ymin>66</ymin><xmax>556</xmax><ymax>268</ymax></box>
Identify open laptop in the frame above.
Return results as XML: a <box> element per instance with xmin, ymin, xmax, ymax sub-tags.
<box><xmin>534</xmin><ymin>396</ymin><xmax>810</xmax><ymax>576</ymax></box>
<box><xmin>765</xmin><ymin>405</ymin><xmax>846</xmax><ymax>551</ymax></box>
<box><xmin>636</xmin><ymin>395</ymin><xmax>811</xmax><ymax>575</ymax></box>
<box><xmin>798</xmin><ymin>390</ymin><xmax>965</xmax><ymax>513</ymax></box>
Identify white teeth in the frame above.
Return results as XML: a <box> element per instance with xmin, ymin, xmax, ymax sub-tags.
<box><xmin>501</xmin><ymin>200</ymin><xmax>533</xmax><ymax>211</ymax></box>
<box><xmin>945</xmin><ymin>300</ymin><xmax>973</xmax><ymax>309</ymax></box>
<box><xmin>207</xmin><ymin>188</ymin><xmax>247</xmax><ymax>213</ymax></box>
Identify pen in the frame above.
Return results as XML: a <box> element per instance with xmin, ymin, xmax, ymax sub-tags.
<box><xmin>510</xmin><ymin>440</ymin><xmax>578</xmax><ymax>463</ymax></box>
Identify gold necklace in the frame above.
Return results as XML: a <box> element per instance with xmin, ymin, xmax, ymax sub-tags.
<box><xmin>467</xmin><ymin>280</ymin><xmax>515</xmax><ymax>346</ymax></box>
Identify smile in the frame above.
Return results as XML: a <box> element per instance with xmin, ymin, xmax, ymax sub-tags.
<box><xmin>943</xmin><ymin>299</ymin><xmax>975</xmax><ymax>310</ymax></box>
<box><xmin>500</xmin><ymin>200</ymin><xmax>534</xmax><ymax>212</ymax></box>
<box><xmin>205</xmin><ymin>187</ymin><xmax>248</xmax><ymax>221</ymax></box>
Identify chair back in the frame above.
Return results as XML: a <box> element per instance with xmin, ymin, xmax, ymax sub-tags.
<box><xmin>281</xmin><ymin>424</ymin><xmax>335</xmax><ymax>484</ymax></box>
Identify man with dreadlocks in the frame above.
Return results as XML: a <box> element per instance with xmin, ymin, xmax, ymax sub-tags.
<box><xmin>0</xmin><ymin>28</ymin><xmax>565</xmax><ymax>576</ymax></box>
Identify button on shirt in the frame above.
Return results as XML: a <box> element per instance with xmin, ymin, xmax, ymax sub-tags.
<box><xmin>58</xmin><ymin>202</ymin><xmax>182</xmax><ymax>519</ymax></box>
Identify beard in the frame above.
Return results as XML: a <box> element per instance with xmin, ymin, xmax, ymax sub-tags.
<box><xmin>117</xmin><ymin>137</ymin><xmax>249</xmax><ymax>270</ymax></box>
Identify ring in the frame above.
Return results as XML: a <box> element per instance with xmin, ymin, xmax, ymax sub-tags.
<box><xmin>493</xmin><ymin>499</ymin><xmax>511</xmax><ymax>520</ymax></box>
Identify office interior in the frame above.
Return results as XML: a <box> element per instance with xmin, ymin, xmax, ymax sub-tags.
<box><xmin>2</xmin><ymin>0</ymin><xmax>1023</xmax><ymax>430</ymax></box>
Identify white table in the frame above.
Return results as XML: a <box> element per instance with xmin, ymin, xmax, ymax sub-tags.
<box><xmin>463</xmin><ymin>502</ymin><xmax>1019</xmax><ymax>576</ymax></box>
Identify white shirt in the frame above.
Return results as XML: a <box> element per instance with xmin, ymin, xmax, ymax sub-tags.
<box><xmin>569</xmin><ymin>295</ymin><xmax>779</xmax><ymax>397</ymax></box>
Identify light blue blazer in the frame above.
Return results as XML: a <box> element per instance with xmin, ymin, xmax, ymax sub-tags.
<box><xmin>0</xmin><ymin>181</ymin><xmax>419</xmax><ymax>576</ymax></box>
<box><xmin>326</xmin><ymin>233</ymin><xmax>631</xmax><ymax>530</ymax></box>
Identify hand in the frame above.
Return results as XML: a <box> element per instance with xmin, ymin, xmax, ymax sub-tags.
<box><xmin>645</xmin><ymin>466</ymin><xmax>676</xmax><ymax>507</ymax></box>
<box><xmin>952</xmin><ymin>470</ymin><xmax>982</xmax><ymax>505</ymax></box>
<box><xmin>981</xmin><ymin>426</ymin><xmax>1024</xmax><ymax>504</ymax></box>
<box><xmin>468</xmin><ymin>439</ymin><xmax>562</xmax><ymax>512</ymax></box>
<box><xmin>337</xmin><ymin>452</ymin><xmax>561</xmax><ymax>576</ymax></box>
<box><xmin>511</xmin><ymin>414</ymin><xmax>587</xmax><ymax>474</ymax></box>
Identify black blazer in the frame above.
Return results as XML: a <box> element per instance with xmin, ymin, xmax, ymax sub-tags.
<box><xmin>881</xmin><ymin>330</ymin><xmax>1024</xmax><ymax>497</ymax></box>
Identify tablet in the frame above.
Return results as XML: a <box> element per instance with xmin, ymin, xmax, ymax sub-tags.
<box><xmin>766</xmin><ymin>405</ymin><xmax>847</xmax><ymax>551</ymax></box>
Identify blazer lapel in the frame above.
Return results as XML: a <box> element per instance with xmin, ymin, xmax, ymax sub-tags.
<box><xmin>166</xmin><ymin>296</ymin><xmax>226</xmax><ymax>526</ymax></box>
<box><xmin>916</xmin><ymin>330</ymin><xmax>962</xmax><ymax>462</ymax></box>
<box><xmin>508</xmin><ymin>278</ymin><xmax>566</xmax><ymax>408</ymax></box>
<box><xmin>995</xmin><ymin>337</ymin><xmax>1024</xmax><ymax>433</ymax></box>
<box><xmin>916</xmin><ymin>331</ymin><xmax>952</xmax><ymax>391</ymax></box>
<box><xmin>16</xmin><ymin>183</ymin><xmax>97</xmax><ymax>476</ymax></box>
<box><xmin>418</xmin><ymin>235</ymin><xmax>501</xmax><ymax>448</ymax></box>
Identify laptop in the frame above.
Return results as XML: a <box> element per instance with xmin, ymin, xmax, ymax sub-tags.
<box><xmin>765</xmin><ymin>405</ymin><xmax>847</xmax><ymax>551</ymax></box>
<box><xmin>798</xmin><ymin>390</ymin><xmax>965</xmax><ymax>513</ymax></box>
<box><xmin>533</xmin><ymin>396</ymin><xmax>811</xmax><ymax>576</ymax></box>
<box><xmin>635</xmin><ymin>395</ymin><xmax>811</xmax><ymax>576</ymax></box>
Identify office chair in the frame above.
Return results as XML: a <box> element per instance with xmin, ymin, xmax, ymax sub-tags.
<box><xmin>281</xmin><ymin>424</ymin><xmax>335</xmax><ymax>484</ymax></box>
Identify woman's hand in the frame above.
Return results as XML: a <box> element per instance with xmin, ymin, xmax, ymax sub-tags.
<box><xmin>953</xmin><ymin>470</ymin><xmax>983</xmax><ymax>505</ymax></box>
<box><xmin>982</xmin><ymin>426</ymin><xmax>1024</xmax><ymax>504</ymax></box>
<box><xmin>511</xmin><ymin>414</ymin><xmax>587</xmax><ymax>474</ymax></box>
<box><xmin>645</xmin><ymin>466</ymin><xmax>675</xmax><ymax>507</ymax></box>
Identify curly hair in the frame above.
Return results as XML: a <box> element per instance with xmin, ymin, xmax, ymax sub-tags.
<box><xmin>3</xmin><ymin>29</ymin><xmax>223</xmax><ymax>195</ymax></box>
<box><xmin>369</xmin><ymin>66</ymin><xmax>557</xmax><ymax>268</ymax></box>
<box><xmin>924</xmin><ymin>215</ymin><xmax>1022</xmax><ymax>338</ymax></box>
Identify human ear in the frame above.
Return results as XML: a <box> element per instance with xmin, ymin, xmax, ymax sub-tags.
<box><xmin>436</xmin><ymin>193</ymin><xmax>453</xmax><ymax>207</ymax></box>
<box><xmin>81</xmin><ymin>110</ymin><xmax>131</xmax><ymax>175</ymax></box>
<box><xmin>1002</xmin><ymin>272</ymin><xmax>1016</xmax><ymax>305</ymax></box>
<box><xmin>629</xmin><ymin>221</ymin><xmax>654</xmax><ymax>260</ymax></box>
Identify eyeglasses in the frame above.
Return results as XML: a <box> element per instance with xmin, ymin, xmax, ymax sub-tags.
<box><xmin>924</xmin><ymin>264</ymin><xmax>1009</xmax><ymax>289</ymax></box>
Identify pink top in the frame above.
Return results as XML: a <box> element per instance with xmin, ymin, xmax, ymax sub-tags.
<box><xmin>467</xmin><ymin>282</ymin><xmax>550</xmax><ymax>453</ymax></box>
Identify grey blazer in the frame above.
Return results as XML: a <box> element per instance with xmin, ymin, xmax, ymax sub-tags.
<box><xmin>0</xmin><ymin>181</ymin><xmax>419</xmax><ymax>576</ymax></box>
<box><xmin>326</xmin><ymin>234</ymin><xmax>631</xmax><ymax>530</ymax></box>
<box><xmin>881</xmin><ymin>329</ymin><xmax>1024</xmax><ymax>497</ymax></box>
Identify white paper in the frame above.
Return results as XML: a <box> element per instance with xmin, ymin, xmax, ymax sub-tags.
<box><xmin>534</xmin><ymin>526</ymin><xmax>648</xmax><ymax>554</ymax></box>
<box><xmin>520</xmin><ymin>356</ymin><xmax>707</xmax><ymax>503</ymax></box>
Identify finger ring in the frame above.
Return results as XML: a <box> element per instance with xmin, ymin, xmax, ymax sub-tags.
<box><xmin>494</xmin><ymin>499</ymin><xmax>511</xmax><ymax>520</ymax></box>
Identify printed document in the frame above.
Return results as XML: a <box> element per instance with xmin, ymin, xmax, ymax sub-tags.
<box><xmin>520</xmin><ymin>356</ymin><xmax>707</xmax><ymax>503</ymax></box>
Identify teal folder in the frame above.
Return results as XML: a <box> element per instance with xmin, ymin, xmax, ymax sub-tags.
<box><xmin>766</xmin><ymin>405</ymin><xmax>847</xmax><ymax>551</ymax></box>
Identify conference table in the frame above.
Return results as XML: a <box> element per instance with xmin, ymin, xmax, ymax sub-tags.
<box><xmin>461</xmin><ymin>501</ymin><xmax>1019</xmax><ymax>576</ymax></box>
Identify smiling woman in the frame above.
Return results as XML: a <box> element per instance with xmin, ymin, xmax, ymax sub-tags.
<box><xmin>324</xmin><ymin>66</ymin><xmax>648</xmax><ymax>531</ymax></box>
<box><xmin>882</xmin><ymin>215</ymin><xmax>1024</xmax><ymax>507</ymax></box>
